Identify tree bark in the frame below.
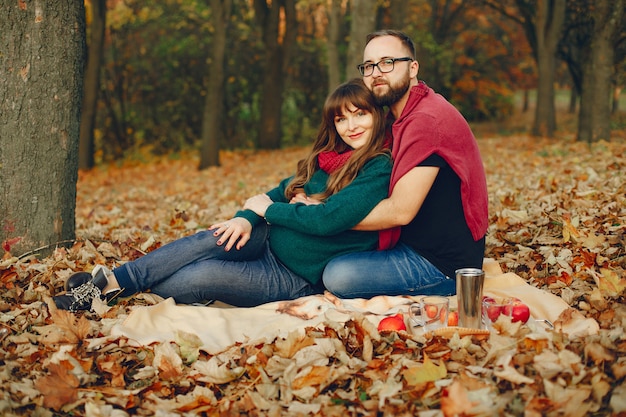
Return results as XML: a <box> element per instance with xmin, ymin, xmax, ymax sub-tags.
<box><xmin>79</xmin><ymin>0</ymin><xmax>106</xmax><ymax>170</ymax></box>
<box><xmin>523</xmin><ymin>89</ymin><xmax>530</xmax><ymax>112</ymax></box>
<box><xmin>389</xmin><ymin>0</ymin><xmax>409</xmax><ymax>28</ymax></box>
<box><xmin>613</xmin><ymin>86</ymin><xmax>622</xmax><ymax>113</ymax></box>
<box><xmin>254</xmin><ymin>0</ymin><xmax>296</xmax><ymax>149</ymax></box>
<box><xmin>346</xmin><ymin>0</ymin><xmax>377</xmax><ymax>80</ymax></box>
<box><xmin>577</xmin><ymin>0</ymin><xmax>623</xmax><ymax>142</ymax></box>
<box><xmin>569</xmin><ymin>87</ymin><xmax>577</xmax><ymax>113</ymax></box>
<box><xmin>199</xmin><ymin>0</ymin><xmax>232</xmax><ymax>169</ymax></box>
<box><xmin>0</xmin><ymin>0</ymin><xmax>85</xmax><ymax>256</ymax></box>
<box><xmin>326</xmin><ymin>0</ymin><xmax>343</xmax><ymax>91</ymax></box>
<box><xmin>482</xmin><ymin>0</ymin><xmax>565</xmax><ymax>137</ymax></box>
<box><xmin>532</xmin><ymin>0</ymin><xmax>565</xmax><ymax>137</ymax></box>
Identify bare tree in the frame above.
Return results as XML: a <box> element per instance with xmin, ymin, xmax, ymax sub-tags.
<box><xmin>346</xmin><ymin>0</ymin><xmax>378</xmax><ymax>79</ymax></box>
<box><xmin>199</xmin><ymin>0</ymin><xmax>232</xmax><ymax>169</ymax></box>
<box><xmin>482</xmin><ymin>0</ymin><xmax>566</xmax><ymax>137</ymax></box>
<box><xmin>425</xmin><ymin>0</ymin><xmax>473</xmax><ymax>98</ymax></box>
<box><xmin>0</xmin><ymin>0</ymin><xmax>85</xmax><ymax>256</ymax></box>
<box><xmin>79</xmin><ymin>0</ymin><xmax>106</xmax><ymax>170</ymax></box>
<box><xmin>389</xmin><ymin>0</ymin><xmax>409</xmax><ymax>28</ymax></box>
<box><xmin>254</xmin><ymin>0</ymin><xmax>297</xmax><ymax>149</ymax></box>
<box><xmin>326</xmin><ymin>0</ymin><xmax>343</xmax><ymax>91</ymax></box>
<box><xmin>533</xmin><ymin>0</ymin><xmax>566</xmax><ymax>137</ymax></box>
<box><xmin>578</xmin><ymin>0</ymin><xmax>624</xmax><ymax>142</ymax></box>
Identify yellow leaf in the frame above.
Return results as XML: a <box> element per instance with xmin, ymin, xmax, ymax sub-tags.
<box><xmin>562</xmin><ymin>214</ymin><xmax>583</xmax><ymax>243</ymax></box>
<box><xmin>403</xmin><ymin>353</ymin><xmax>447</xmax><ymax>385</ymax></box>
<box><xmin>274</xmin><ymin>330</ymin><xmax>315</xmax><ymax>358</ymax></box>
<box><xmin>597</xmin><ymin>268</ymin><xmax>626</xmax><ymax>296</ymax></box>
<box><xmin>292</xmin><ymin>365</ymin><xmax>330</xmax><ymax>390</ymax></box>
<box><xmin>176</xmin><ymin>330</ymin><xmax>203</xmax><ymax>364</ymax></box>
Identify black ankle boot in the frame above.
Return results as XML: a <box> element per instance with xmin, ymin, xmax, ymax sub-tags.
<box><xmin>53</xmin><ymin>268</ymin><xmax>109</xmax><ymax>311</ymax></box>
<box><xmin>64</xmin><ymin>271</ymin><xmax>92</xmax><ymax>291</ymax></box>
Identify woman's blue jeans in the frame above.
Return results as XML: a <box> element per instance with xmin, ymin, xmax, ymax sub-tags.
<box><xmin>322</xmin><ymin>242</ymin><xmax>455</xmax><ymax>298</ymax></box>
<box><xmin>112</xmin><ymin>222</ymin><xmax>322</xmax><ymax>307</ymax></box>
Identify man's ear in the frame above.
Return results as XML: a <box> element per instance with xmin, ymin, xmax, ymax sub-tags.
<box><xmin>410</xmin><ymin>60</ymin><xmax>420</xmax><ymax>79</ymax></box>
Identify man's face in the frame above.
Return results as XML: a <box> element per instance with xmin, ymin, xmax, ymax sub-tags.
<box><xmin>361</xmin><ymin>36</ymin><xmax>417</xmax><ymax>107</ymax></box>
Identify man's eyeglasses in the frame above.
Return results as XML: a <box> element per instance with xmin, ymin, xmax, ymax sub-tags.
<box><xmin>357</xmin><ymin>57</ymin><xmax>413</xmax><ymax>77</ymax></box>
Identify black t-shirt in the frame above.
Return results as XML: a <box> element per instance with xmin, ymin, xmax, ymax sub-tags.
<box><xmin>400</xmin><ymin>153</ymin><xmax>485</xmax><ymax>278</ymax></box>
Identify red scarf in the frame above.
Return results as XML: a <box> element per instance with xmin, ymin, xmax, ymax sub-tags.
<box><xmin>318</xmin><ymin>150</ymin><xmax>353</xmax><ymax>174</ymax></box>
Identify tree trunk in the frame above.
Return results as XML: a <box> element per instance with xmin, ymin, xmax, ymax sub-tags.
<box><xmin>569</xmin><ymin>87</ymin><xmax>577</xmax><ymax>113</ymax></box>
<box><xmin>254</xmin><ymin>0</ymin><xmax>296</xmax><ymax>149</ymax></box>
<box><xmin>523</xmin><ymin>89</ymin><xmax>529</xmax><ymax>112</ymax></box>
<box><xmin>613</xmin><ymin>85</ymin><xmax>622</xmax><ymax>113</ymax></box>
<box><xmin>578</xmin><ymin>53</ymin><xmax>593</xmax><ymax>141</ymax></box>
<box><xmin>326</xmin><ymin>0</ymin><xmax>342</xmax><ymax>91</ymax></box>
<box><xmin>199</xmin><ymin>0</ymin><xmax>231</xmax><ymax>169</ymax></box>
<box><xmin>79</xmin><ymin>0</ymin><xmax>106</xmax><ymax>170</ymax></box>
<box><xmin>532</xmin><ymin>0</ymin><xmax>565</xmax><ymax>137</ymax></box>
<box><xmin>577</xmin><ymin>0</ymin><xmax>623</xmax><ymax>142</ymax></box>
<box><xmin>0</xmin><ymin>0</ymin><xmax>85</xmax><ymax>257</ymax></box>
<box><xmin>346</xmin><ymin>0</ymin><xmax>377</xmax><ymax>80</ymax></box>
<box><xmin>585</xmin><ymin>2</ymin><xmax>615</xmax><ymax>142</ymax></box>
<box><xmin>389</xmin><ymin>0</ymin><xmax>409</xmax><ymax>28</ymax></box>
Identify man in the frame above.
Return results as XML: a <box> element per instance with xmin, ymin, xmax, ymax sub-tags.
<box><xmin>321</xmin><ymin>29</ymin><xmax>489</xmax><ymax>298</ymax></box>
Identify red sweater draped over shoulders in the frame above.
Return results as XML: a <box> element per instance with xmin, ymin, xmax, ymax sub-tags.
<box><xmin>378</xmin><ymin>82</ymin><xmax>489</xmax><ymax>250</ymax></box>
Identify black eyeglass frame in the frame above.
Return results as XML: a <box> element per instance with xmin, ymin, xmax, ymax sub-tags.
<box><xmin>357</xmin><ymin>57</ymin><xmax>413</xmax><ymax>76</ymax></box>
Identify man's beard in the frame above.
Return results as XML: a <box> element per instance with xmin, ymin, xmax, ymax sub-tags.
<box><xmin>372</xmin><ymin>73</ymin><xmax>411</xmax><ymax>107</ymax></box>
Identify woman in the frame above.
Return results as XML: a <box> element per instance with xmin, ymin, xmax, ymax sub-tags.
<box><xmin>54</xmin><ymin>79</ymin><xmax>392</xmax><ymax>310</ymax></box>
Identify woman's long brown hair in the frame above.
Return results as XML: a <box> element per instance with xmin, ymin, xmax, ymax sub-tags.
<box><xmin>284</xmin><ymin>78</ymin><xmax>389</xmax><ymax>201</ymax></box>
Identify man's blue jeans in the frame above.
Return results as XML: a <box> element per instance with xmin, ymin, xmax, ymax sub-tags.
<box><xmin>322</xmin><ymin>242</ymin><xmax>455</xmax><ymax>298</ymax></box>
<box><xmin>112</xmin><ymin>222</ymin><xmax>322</xmax><ymax>307</ymax></box>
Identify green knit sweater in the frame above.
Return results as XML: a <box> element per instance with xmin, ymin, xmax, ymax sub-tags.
<box><xmin>235</xmin><ymin>154</ymin><xmax>392</xmax><ymax>284</ymax></box>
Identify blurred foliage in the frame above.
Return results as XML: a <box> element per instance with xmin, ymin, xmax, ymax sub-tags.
<box><xmin>92</xmin><ymin>0</ymin><xmax>549</xmax><ymax>162</ymax></box>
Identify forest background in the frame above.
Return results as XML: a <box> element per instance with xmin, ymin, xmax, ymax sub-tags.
<box><xmin>1</xmin><ymin>0</ymin><xmax>625</xmax><ymax>256</ymax></box>
<box><xmin>82</xmin><ymin>0</ymin><xmax>625</xmax><ymax>166</ymax></box>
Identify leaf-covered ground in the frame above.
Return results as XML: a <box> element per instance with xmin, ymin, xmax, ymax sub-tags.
<box><xmin>1</xmin><ymin>129</ymin><xmax>625</xmax><ymax>416</ymax></box>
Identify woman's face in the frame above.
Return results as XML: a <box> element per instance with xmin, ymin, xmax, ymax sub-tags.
<box><xmin>333</xmin><ymin>104</ymin><xmax>374</xmax><ymax>150</ymax></box>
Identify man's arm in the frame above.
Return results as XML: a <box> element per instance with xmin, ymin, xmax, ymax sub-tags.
<box><xmin>352</xmin><ymin>166</ymin><xmax>439</xmax><ymax>231</ymax></box>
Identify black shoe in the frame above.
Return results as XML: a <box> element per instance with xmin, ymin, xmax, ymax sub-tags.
<box><xmin>53</xmin><ymin>267</ymin><xmax>110</xmax><ymax>311</ymax></box>
<box><xmin>64</xmin><ymin>271</ymin><xmax>92</xmax><ymax>291</ymax></box>
<box><xmin>69</xmin><ymin>266</ymin><xmax>134</xmax><ymax>300</ymax></box>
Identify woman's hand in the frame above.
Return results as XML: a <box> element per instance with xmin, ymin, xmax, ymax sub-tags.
<box><xmin>209</xmin><ymin>217</ymin><xmax>253</xmax><ymax>251</ymax></box>
<box><xmin>243</xmin><ymin>194</ymin><xmax>273</xmax><ymax>217</ymax></box>
<box><xmin>290</xmin><ymin>192</ymin><xmax>323</xmax><ymax>206</ymax></box>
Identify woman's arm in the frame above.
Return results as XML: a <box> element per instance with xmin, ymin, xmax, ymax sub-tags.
<box><xmin>208</xmin><ymin>175</ymin><xmax>293</xmax><ymax>251</ymax></box>
<box><xmin>260</xmin><ymin>156</ymin><xmax>392</xmax><ymax>236</ymax></box>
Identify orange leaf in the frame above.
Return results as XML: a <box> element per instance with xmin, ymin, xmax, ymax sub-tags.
<box><xmin>35</xmin><ymin>361</ymin><xmax>80</xmax><ymax>411</ymax></box>
<box><xmin>50</xmin><ymin>310</ymin><xmax>92</xmax><ymax>343</ymax></box>
<box><xmin>441</xmin><ymin>379</ymin><xmax>479</xmax><ymax>417</ymax></box>
<box><xmin>292</xmin><ymin>365</ymin><xmax>330</xmax><ymax>390</ymax></box>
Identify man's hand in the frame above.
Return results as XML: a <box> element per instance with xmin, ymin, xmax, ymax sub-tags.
<box><xmin>290</xmin><ymin>192</ymin><xmax>323</xmax><ymax>205</ymax></box>
<box><xmin>243</xmin><ymin>193</ymin><xmax>273</xmax><ymax>217</ymax></box>
<box><xmin>209</xmin><ymin>217</ymin><xmax>253</xmax><ymax>251</ymax></box>
<box><xmin>354</xmin><ymin>166</ymin><xmax>439</xmax><ymax>230</ymax></box>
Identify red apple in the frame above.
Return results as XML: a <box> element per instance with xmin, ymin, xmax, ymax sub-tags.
<box><xmin>485</xmin><ymin>304</ymin><xmax>503</xmax><ymax>322</ymax></box>
<box><xmin>447</xmin><ymin>311</ymin><xmax>459</xmax><ymax>326</ymax></box>
<box><xmin>503</xmin><ymin>299</ymin><xmax>530</xmax><ymax>324</ymax></box>
<box><xmin>378</xmin><ymin>313</ymin><xmax>407</xmax><ymax>332</ymax></box>
<box><xmin>425</xmin><ymin>305</ymin><xmax>438</xmax><ymax>319</ymax></box>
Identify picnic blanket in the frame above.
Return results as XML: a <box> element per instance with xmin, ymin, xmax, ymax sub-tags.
<box><xmin>110</xmin><ymin>259</ymin><xmax>599</xmax><ymax>354</ymax></box>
